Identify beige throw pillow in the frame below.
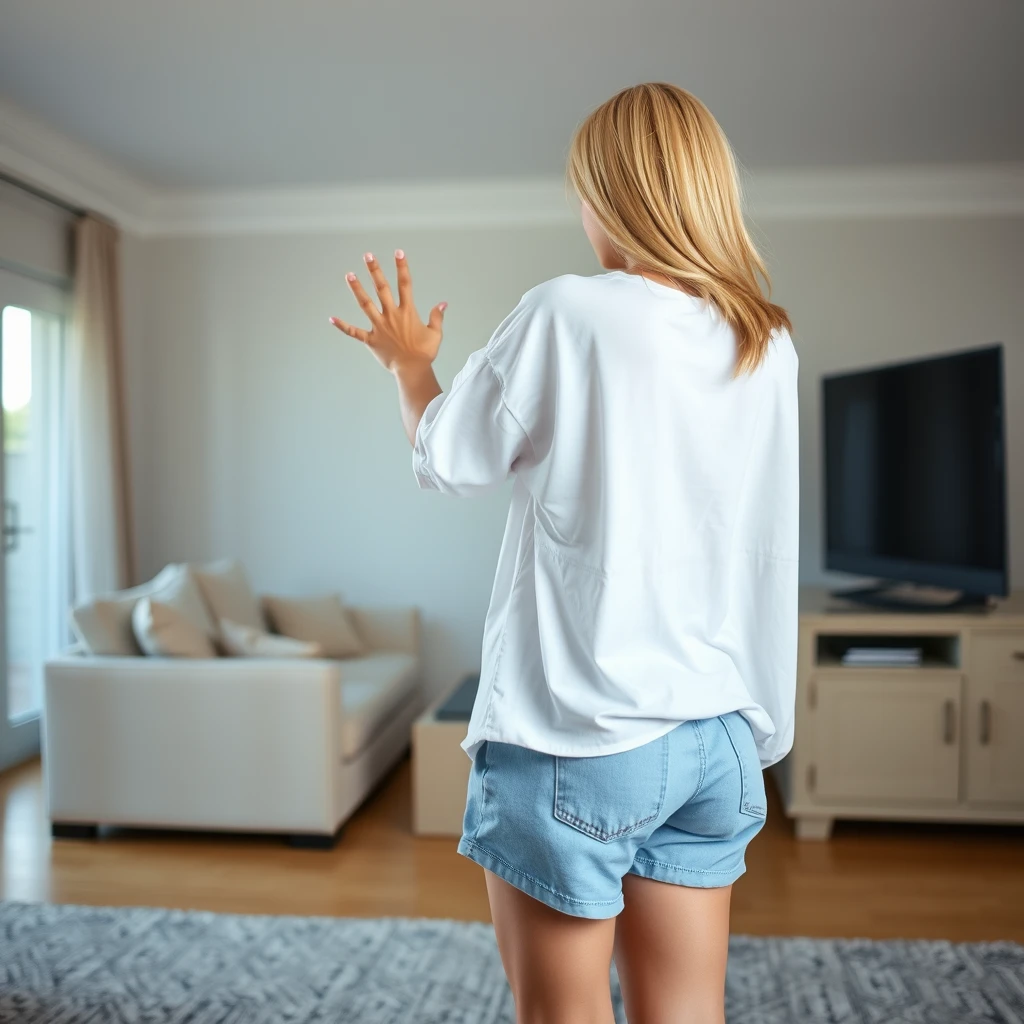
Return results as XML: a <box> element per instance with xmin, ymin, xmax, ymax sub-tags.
<box><xmin>132</xmin><ymin>598</ymin><xmax>218</xmax><ymax>658</ymax></box>
<box><xmin>219</xmin><ymin>618</ymin><xmax>322</xmax><ymax>659</ymax></box>
<box><xmin>70</xmin><ymin>565</ymin><xmax>183</xmax><ymax>655</ymax></box>
<box><xmin>150</xmin><ymin>566</ymin><xmax>217</xmax><ymax>638</ymax></box>
<box><xmin>261</xmin><ymin>594</ymin><xmax>366</xmax><ymax>658</ymax></box>
<box><xmin>192</xmin><ymin>560</ymin><xmax>265</xmax><ymax>632</ymax></box>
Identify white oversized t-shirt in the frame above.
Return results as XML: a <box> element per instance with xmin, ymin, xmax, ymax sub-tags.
<box><xmin>413</xmin><ymin>270</ymin><xmax>799</xmax><ymax>766</ymax></box>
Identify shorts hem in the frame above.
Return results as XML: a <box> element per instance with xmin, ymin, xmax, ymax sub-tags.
<box><xmin>457</xmin><ymin>837</ymin><xmax>623</xmax><ymax>920</ymax></box>
<box><xmin>628</xmin><ymin>854</ymin><xmax>746</xmax><ymax>889</ymax></box>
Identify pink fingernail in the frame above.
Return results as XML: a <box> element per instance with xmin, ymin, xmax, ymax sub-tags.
<box><xmin>439</xmin><ymin>302</ymin><xmax>448</xmax><ymax>311</ymax></box>
<box><xmin>329</xmin><ymin>317</ymin><xmax>336</xmax><ymax>324</ymax></box>
<box><xmin>395</xmin><ymin>248</ymin><xmax>405</xmax><ymax>260</ymax></box>
<box><xmin>363</xmin><ymin>252</ymin><xmax>374</xmax><ymax>263</ymax></box>
<box><xmin>346</xmin><ymin>272</ymin><xmax>357</xmax><ymax>282</ymax></box>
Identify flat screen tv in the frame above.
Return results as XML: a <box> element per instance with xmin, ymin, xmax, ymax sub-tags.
<box><xmin>823</xmin><ymin>345</ymin><xmax>1007</xmax><ymax>607</ymax></box>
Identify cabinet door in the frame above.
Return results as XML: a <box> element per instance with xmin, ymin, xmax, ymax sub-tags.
<box><xmin>966</xmin><ymin>632</ymin><xmax>1024</xmax><ymax>805</ymax></box>
<box><xmin>811</xmin><ymin>672</ymin><xmax>962</xmax><ymax>804</ymax></box>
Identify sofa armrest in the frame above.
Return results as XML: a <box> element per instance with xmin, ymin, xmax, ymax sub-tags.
<box><xmin>349</xmin><ymin>607</ymin><xmax>421</xmax><ymax>656</ymax></box>
<box><xmin>43</xmin><ymin>655</ymin><xmax>344</xmax><ymax>832</ymax></box>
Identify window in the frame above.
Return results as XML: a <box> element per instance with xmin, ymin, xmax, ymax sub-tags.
<box><xmin>2</xmin><ymin>303</ymin><xmax>69</xmax><ymax>724</ymax></box>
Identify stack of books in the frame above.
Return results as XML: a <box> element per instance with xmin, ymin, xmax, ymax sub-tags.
<box><xmin>841</xmin><ymin>646</ymin><xmax>923</xmax><ymax>667</ymax></box>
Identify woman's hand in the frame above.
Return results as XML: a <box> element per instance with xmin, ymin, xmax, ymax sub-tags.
<box><xmin>331</xmin><ymin>249</ymin><xmax>445</xmax><ymax>445</ymax></box>
<box><xmin>330</xmin><ymin>250</ymin><xmax>447</xmax><ymax>374</ymax></box>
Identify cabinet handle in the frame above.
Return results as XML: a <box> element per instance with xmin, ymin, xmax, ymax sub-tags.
<box><xmin>979</xmin><ymin>700</ymin><xmax>992</xmax><ymax>746</ymax></box>
<box><xmin>943</xmin><ymin>700</ymin><xmax>956</xmax><ymax>744</ymax></box>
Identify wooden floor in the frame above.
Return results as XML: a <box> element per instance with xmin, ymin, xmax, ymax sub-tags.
<box><xmin>2</xmin><ymin>755</ymin><xmax>1021</xmax><ymax>942</ymax></box>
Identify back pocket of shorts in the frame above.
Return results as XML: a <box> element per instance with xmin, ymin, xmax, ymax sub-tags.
<box><xmin>554</xmin><ymin>736</ymin><xmax>669</xmax><ymax>843</ymax></box>
<box><xmin>720</xmin><ymin>713</ymin><xmax>767</xmax><ymax>819</ymax></box>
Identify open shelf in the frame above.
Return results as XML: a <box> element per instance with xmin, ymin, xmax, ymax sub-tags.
<box><xmin>814</xmin><ymin>633</ymin><xmax>961</xmax><ymax>669</ymax></box>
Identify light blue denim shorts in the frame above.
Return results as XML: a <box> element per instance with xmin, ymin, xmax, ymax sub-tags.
<box><xmin>457</xmin><ymin>712</ymin><xmax>767</xmax><ymax>919</ymax></box>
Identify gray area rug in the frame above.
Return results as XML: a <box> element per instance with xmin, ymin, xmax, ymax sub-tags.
<box><xmin>1</xmin><ymin>901</ymin><xmax>1022</xmax><ymax>1023</ymax></box>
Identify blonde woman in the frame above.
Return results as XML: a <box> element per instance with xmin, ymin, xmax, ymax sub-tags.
<box><xmin>331</xmin><ymin>83</ymin><xmax>798</xmax><ymax>1024</ymax></box>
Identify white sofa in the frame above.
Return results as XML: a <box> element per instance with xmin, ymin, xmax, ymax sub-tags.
<box><xmin>44</xmin><ymin>596</ymin><xmax>423</xmax><ymax>848</ymax></box>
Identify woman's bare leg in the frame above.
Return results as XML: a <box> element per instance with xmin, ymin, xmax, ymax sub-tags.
<box><xmin>484</xmin><ymin>870</ymin><xmax>618</xmax><ymax>1024</ymax></box>
<box><xmin>613</xmin><ymin>874</ymin><xmax>732</xmax><ymax>1024</ymax></box>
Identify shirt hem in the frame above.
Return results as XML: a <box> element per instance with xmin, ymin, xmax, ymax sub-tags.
<box><xmin>461</xmin><ymin>701</ymin><xmax>786</xmax><ymax>762</ymax></box>
<box><xmin>462</xmin><ymin>718</ymin><xmax>687</xmax><ymax>761</ymax></box>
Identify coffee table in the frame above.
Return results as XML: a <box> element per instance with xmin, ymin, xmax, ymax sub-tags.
<box><xmin>411</xmin><ymin>675</ymin><xmax>478</xmax><ymax>836</ymax></box>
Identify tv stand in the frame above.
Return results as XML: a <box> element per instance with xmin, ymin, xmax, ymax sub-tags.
<box><xmin>772</xmin><ymin>587</ymin><xmax>1024</xmax><ymax>840</ymax></box>
<box><xmin>830</xmin><ymin>583</ymin><xmax>990</xmax><ymax>613</ymax></box>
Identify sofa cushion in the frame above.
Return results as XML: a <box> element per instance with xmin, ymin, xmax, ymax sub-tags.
<box><xmin>219</xmin><ymin>618</ymin><xmax>322</xmax><ymax>658</ymax></box>
<box><xmin>339</xmin><ymin>653</ymin><xmax>418</xmax><ymax>761</ymax></box>
<box><xmin>132</xmin><ymin>598</ymin><xmax>218</xmax><ymax>658</ymax></box>
<box><xmin>262</xmin><ymin>594</ymin><xmax>367</xmax><ymax>659</ymax></box>
<box><xmin>192</xmin><ymin>560</ymin><xmax>265</xmax><ymax>632</ymax></box>
<box><xmin>70</xmin><ymin>565</ymin><xmax>182</xmax><ymax>655</ymax></box>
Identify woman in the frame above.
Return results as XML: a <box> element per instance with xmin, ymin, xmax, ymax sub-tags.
<box><xmin>331</xmin><ymin>82</ymin><xmax>798</xmax><ymax>1024</ymax></box>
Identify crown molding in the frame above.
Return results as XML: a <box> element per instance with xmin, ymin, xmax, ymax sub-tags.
<box><xmin>141</xmin><ymin>163</ymin><xmax>1024</xmax><ymax>236</ymax></box>
<box><xmin>1</xmin><ymin>95</ymin><xmax>1022</xmax><ymax>237</ymax></box>
<box><xmin>0</xmin><ymin>96</ymin><xmax>154</xmax><ymax>232</ymax></box>
<box><xmin>140</xmin><ymin>177</ymin><xmax>580</xmax><ymax>236</ymax></box>
<box><xmin>742</xmin><ymin>163</ymin><xmax>1024</xmax><ymax>221</ymax></box>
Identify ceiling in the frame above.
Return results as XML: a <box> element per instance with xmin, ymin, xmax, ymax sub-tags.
<box><xmin>1</xmin><ymin>0</ymin><xmax>1022</xmax><ymax>190</ymax></box>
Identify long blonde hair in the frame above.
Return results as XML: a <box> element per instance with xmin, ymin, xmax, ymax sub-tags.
<box><xmin>568</xmin><ymin>83</ymin><xmax>791</xmax><ymax>374</ymax></box>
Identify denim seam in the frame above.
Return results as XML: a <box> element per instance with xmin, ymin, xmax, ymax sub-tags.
<box><xmin>472</xmin><ymin>744</ymin><xmax>492</xmax><ymax>842</ymax></box>
<box><xmin>659</xmin><ymin>734</ymin><xmax>669</xmax><ymax>813</ymax></box>
<box><xmin>631</xmin><ymin>854</ymin><xmax>742</xmax><ymax>878</ymax></box>
<box><xmin>553</xmin><ymin>808</ymin><xmax>659</xmax><ymax>842</ymax></box>
<box><xmin>691</xmin><ymin>720</ymin><xmax>708</xmax><ymax>798</ymax></box>
<box><xmin>720</xmin><ymin>714</ymin><xmax>768</xmax><ymax>818</ymax></box>
<box><xmin>459</xmin><ymin>838</ymin><xmax>621</xmax><ymax>908</ymax></box>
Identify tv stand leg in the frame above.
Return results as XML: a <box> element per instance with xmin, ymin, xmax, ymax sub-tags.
<box><xmin>795</xmin><ymin>816</ymin><xmax>833</xmax><ymax>841</ymax></box>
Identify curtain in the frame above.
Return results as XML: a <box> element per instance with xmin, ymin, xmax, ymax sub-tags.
<box><xmin>69</xmin><ymin>215</ymin><xmax>137</xmax><ymax>598</ymax></box>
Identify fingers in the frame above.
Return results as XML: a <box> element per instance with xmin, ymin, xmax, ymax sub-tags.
<box><xmin>427</xmin><ymin>300</ymin><xmax>448</xmax><ymax>333</ymax></box>
<box><xmin>362</xmin><ymin>252</ymin><xmax>395</xmax><ymax>309</ymax></box>
<box><xmin>345</xmin><ymin>271</ymin><xmax>385</xmax><ymax>328</ymax></box>
<box><xmin>329</xmin><ymin>316</ymin><xmax>370</xmax><ymax>344</ymax></box>
<box><xmin>395</xmin><ymin>248</ymin><xmax>413</xmax><ymax>306</ymax></box>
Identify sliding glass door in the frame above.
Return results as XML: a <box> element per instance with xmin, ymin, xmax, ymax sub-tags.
<box><xmin>0</xmin><ymin>268</ymin><xmax>69</xmax><ymax>769</ymax></box>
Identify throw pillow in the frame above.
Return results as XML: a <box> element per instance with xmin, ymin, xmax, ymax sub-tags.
<box><xmin>219</xmin><ymin>618</ymin><xmax>322</xmax><ymax>658</ymax></box>
<box><xmin>261</xmin><ymin>594</ymin><xmax>367</xmax><ymax>658</ymax></box>
<box><xmin>148</xmin><ymin>565</ymin><xmax>218</xmax><ymax>640</ymax></box>
<box><xmin>192</xmin><ymin>560</ymin><xmax>265</xmax><ymax>632</ymax></box>
<box><xmin>70</xmin><ymin>565</ymin><xmax>184</xmax><ymax>655</ymax></box>
<box><xmin>132</xmin><ymin>598</ymin><xmax>218</xmax><ymax>658</ymax></box>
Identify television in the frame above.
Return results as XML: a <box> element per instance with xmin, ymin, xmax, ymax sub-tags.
<box><xmin>823</xmin><ymin>345</ymin><xmax>1007</xmax><ymax>608</ymax></box>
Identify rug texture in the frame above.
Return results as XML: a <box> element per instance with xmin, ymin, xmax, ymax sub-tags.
<box><xmin>1</xmin><ymin>901</ymin><xmax>1022</xmax><ymax>1023</ymax></box>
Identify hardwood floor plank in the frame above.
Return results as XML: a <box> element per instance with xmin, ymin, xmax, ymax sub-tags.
<box><xmin>2</xmin><ymin>755</ymin><xmax>1021</xmax><ymax>940</ymax></box>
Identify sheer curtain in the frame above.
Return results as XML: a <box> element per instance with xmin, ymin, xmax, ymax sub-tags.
<box><xmin>69</xmin><ymin>214</ymin><xmax>137</xmax><ymax>598</ymax></box>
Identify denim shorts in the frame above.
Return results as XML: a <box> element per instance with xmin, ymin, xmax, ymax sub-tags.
<box><xmin>457</xmin><ymin>712</ymin><xmax>767</xmax><ymax>919</ymax></box>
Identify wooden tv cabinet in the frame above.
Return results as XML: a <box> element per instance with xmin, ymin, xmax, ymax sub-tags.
<box><xmin>771</xmin><ymin>587</ymin><xmax>1024</xmax><ymax>840</ymax></box>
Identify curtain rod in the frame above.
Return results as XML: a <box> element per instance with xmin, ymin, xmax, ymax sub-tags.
<box><xmin>0</xmin><ymin>168</ymin><xmax>86</xmax><ymax>217</ymax></box>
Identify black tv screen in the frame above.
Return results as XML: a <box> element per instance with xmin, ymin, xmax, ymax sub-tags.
<box><xmin>823</xmin><ymin>345</ymin><xmax>1007</xmax><ymax>597</ymax></box>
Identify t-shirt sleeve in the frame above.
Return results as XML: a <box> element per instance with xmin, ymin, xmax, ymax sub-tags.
<box><xmin>412</xmin><ymin>289</ymin><xmax>554</xmax><ymax>496</ymax></box>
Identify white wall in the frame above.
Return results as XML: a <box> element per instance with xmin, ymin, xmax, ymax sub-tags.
<box><xmin>121</xmin><ymin>216</ymin><xmax>1024</xmax><ymax>699</ymax></box>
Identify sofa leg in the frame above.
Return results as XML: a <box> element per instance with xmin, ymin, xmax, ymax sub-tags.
<box><xmin>286</xmin><ymin>827</ymin><xmax>343</xmax><ymax>850</ymax></box>
<box><xmin>52</xmin><ymin>822</ymin><xmax>99</xmax><ymax>840</ymax></box>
